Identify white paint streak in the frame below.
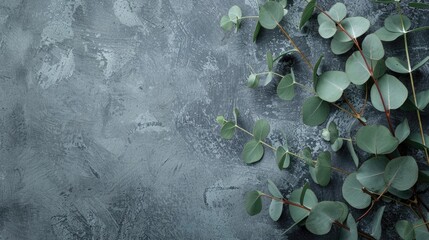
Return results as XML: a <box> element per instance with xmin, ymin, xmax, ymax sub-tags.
<box><xmin>38</xmin><ymin>50</ymin><xmax>75</xmax><ymax>89</ymax></box>
<box><xmin>113</xmin><ymin>0</ymin><xmax>143</xmax><ymax>27</ymax></box>
<box><xmin>41</xmin><ymin>20</ymin><xmax>74</xmax><ymax>45</ymax></box>
<box><xmin>134</xmin><ymin>112</ymin><xmax>167</xmax><ymax>133</ymax></box>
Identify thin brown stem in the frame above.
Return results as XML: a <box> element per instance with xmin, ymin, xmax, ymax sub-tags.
<box><xmin>275</xmin><ymin>22</ymin><xmax>314</xmax><ymax>70</ymax></box>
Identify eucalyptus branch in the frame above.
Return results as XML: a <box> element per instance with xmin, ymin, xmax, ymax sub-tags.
<box><xmin>396</xmin><ymin>3</ymin><xmax>429</xmax><ymax>164</ymax></box>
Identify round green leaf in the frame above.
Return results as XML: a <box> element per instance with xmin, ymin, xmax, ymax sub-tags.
<box><xmin>319</xmin><ymin>20</ymin><xmax>337</xmax><ymax>39</ymax></box>
<box><xmin>396</xmin><ymin>220</ymin><xmax>415</xmax><ymax>240</ymax></box>
<box><xmin>384</xmin><ymin>156</ymin><xmax>418</xmax><ymax>191</ymax></box>
<box><xmin>302</xmin><ymin>97</ymin><xmax>330</xmax><ymax>126</ymax></box>
<box><xmin>305</xmin><ymin>201</ymin><xmax>344</xmax><ymax>235</ymax></box>
<box><xmin>340</xmin><ymin>214</ymin><xmax>358</xmax><ymax>240</ymax></box>
<box><xmin>356</xmin><ymin>125</ymin><xmax>399</xmax><ymax>154</ymax></box>
<box><xmin>342</xmin><ymin>172</ymin><xmax>371</xmax><ymax>209</ymax></box>
<box><xmin>276</xmin><ymin>146</ymin><xmax>290</xmax><ymax>169</ymax></box>
<box><xmin>395</xmin><ymin>119</ymin><xmax>410</xmax><ymax>143</ymax></box>
<box><xmin>259</xmin><ymin>2</ymin><xmax>284</xmax><ymax>29</ymax></box>
<box><xmin>356</xmin><ymin>156</ymin><xmax>389</xmax><ymax>192</ymax></box>
<box><xmin>247</xmin><ymin>74</ymin><xmax>260</xmax><ymax>88</ymax></box>
<box><xmin>269</xmin><ymin>200</ymin><xmax>283</xmax><ymax>221</ymax></box>
<box><xmin>346</xmin><ymin>51</ymin><xmax>371</xmax><ymax>85</ymax></box>
<box><xmin>327</xmin><ymin>122</ymin><xmax>339</xmax><ymax>144</ymax></box>
<box><xmin>415</xmin><ymin>89</ymin><xmax>429</xmax><ymax>110</ymax></box>
<box><xmin>334</xmin><ymin>17</ymin><xmax>370</xmax><ymax>41</ymax></box>
<box><xmin>267</xmin><ymin>179</ymin><xmax>283</xmax><ymax>198</ymax></box>
<box><xmin>220</xmin><ymin>121</ymin><xmax>236</xmax><ymax>139</ymax></box>
<box><xmin>253</xmin><ymin>119</ymin><xmax>270</xmax><ymax>140</ymax></box>
<box><xmin>316</xmin><ymin>71</ymin><xmax>350</xmax><ymax>102</ymax></box>
<box><xmin>228</xmin><ymin>5</ymin><xmax>242</xmax><ymax>24</ymax></box>
<box><xmin>388</xmin><ymin>187</ymin><xmax>412</xmax><ymax>200</ymax></box>
<box><xmin>331</xmin><ymin>138</ymin><xmax>343</xmax><ymax>152</ymax></box>
<box><xmin>385</xmin><ymin>14</ymin><xmax>411</xmax><ymax>33</ymax></box>
<box><xmin>328</xmin><ymin>3</ymin><xmax>347</xmax><ymax>22</ymax></box>
<box><xmin>216</xmin><ymin>115</ymin><xmax>226</xmax><ymax>125</ymax></box>
<box><xmin>331</xmin><ymin>37</ymin><xmax>354</xmax><ymax>55</ymax></box>
<box><xmin>371</xmin><ymin>74</ymin><xmax>408</xmax><ymax>111</ymax></box>
<box><xmin>415</xmin><ymin>218</ymin><xmax>429</xmax><ymax>240</ymax></box>
<box><xmin>220</xmin><ymin>15</ymin><xmax>233</xmax><ymax>31</ymax></box>
<box><xmin>245</xmin><ymin>190</ymin><xmax>262</xmax><ymax>216</ymax></box>
<box><xmin>241</xmin><ymin>140</ymin><xmax>264</xmax><ymax>164</ymax></box>
<box><xmin>370</xmin><ymin>206</ymin><xmax>386</xmax><ymax>239</ymax></box>
<box><xmin>289</xmin><ymin>187</ymin><xmax>318</xmax><ymax>223</ymax></box>
<box><xmin>317</xmin><ymin>12</ymin><xmax>331</xmax><ymax>25</ymax></box>
<box><xmin>362</xmin><ymin>34</ymin><xmax>385</xmax><ymax>61</ymax></box>
<box><xmin>386</xmin><ymin>57</ymin><xmax>409</xmax><ymax>74</ymax></box>
<box><xmin>375</xmin><ymin>27</ymin><xmax>402</xmax><ymax>42</ymax></box>
<box><xmin>277</xmin><ymin>74</ymin><xmax>295</xmax><ymax>100</ymax></box>
<box><xmin>373</xmin><ymin>59</ymin><xmax>387</xmax><ymax>79</ymax></box>
<box><xmin>309</xmin><ymin>151</ymin><xmax>331</xmax><ymax>186</ymax></box>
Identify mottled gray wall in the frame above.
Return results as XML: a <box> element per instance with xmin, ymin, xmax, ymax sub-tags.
<box><xmin>0</xmin><ymin>0</ymin><xmax>427</xmax><ymax>239</ymax></box>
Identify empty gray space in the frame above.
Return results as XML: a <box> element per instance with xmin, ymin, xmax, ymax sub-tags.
<box><xmin>0</xmin><ymin>0</ymin><xmax>428</xmax><ymax>239</ymax></box>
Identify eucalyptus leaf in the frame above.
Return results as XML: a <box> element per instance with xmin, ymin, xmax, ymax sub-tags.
<box><xmin>277</xmin><ymin>74</ymin><xmax>295</xmax><ymax>100</ymax></box>
<box><xmin>327</xmin><ymin>122</ymin><xmax>339</xmax><ymax>144</ymax></box>
<box><xmin>331</xmin><ymin>138</ymin><xmax>343</xmax><ymax>152</ymax></box>
<box><xmin>289</xmin><ymin>187</ymin><xmax>318</xmax><ymax>223</ymax></box>
<box><xmin>220</xmin><ymin>122</ymin><xmax>236</xmax><ymax>139</ymax></box>
<box><xmin>346</xmin><ymin>141</ymin><xmax>359</xmax><ymax>167</ymax></box>
<box><xmin>328</xmin><ymin>3</ymin><xmax>347</xmax><ymax>22</ymax></box>
<box><xmin>316</xmin><ymin>71</ymin><xmax>350</xmax><ymax>102</ymax></box>
<box><xmin>395</xmin><ymin>220</ymin><xmax>415</xmax><ymax>240</ymax></box>
<box><xmin>317</xmin><ymin>12</ymin><xmax>331</xmax><ymax>25</ymax></box>
<box><xmin>319</xmin><ymin>20</ymin><xmax>337</xmax><ymax>39</ymax></box>
<box><xmin>245</xmin><ymin>190</ymin><xmax>263</xmax><ymax>216</ymax></box>
<box><xmin>409</xmin><ymin>2</ymin><xmax>429</xmax><ymax>9</ymax></box>
<box><xmin>375</xmin><ymin>27</ymin><xmax>402</xmax><ymax>41</ymax></box>
<box><xmin>305</xmin><ymin>201</ymin><xmax>344</xmax><ymax>235</ymax></box>
<box><xmin>362</xmin><ymin>34</ymin><xmax>385</xmax><ymax>60</ymax></box>
<box><xmin>269</xmin><ymin>199</ymin><xmax>283</xmax><ymax>221</ymax></box>
<box><xmin>309</xmin><ymin>151</ymin><xmax>331</xmax><ymax>186</ymax></box>
<box><xmin>300</xmin><ymin>0</ymin><xmax>316</xmax><ymax>29</ymax></box>
<box><xmin>416</xmin><ymin>90</ymin><xmax>429</xmax><ymax>111</ymax></box>
<box><xmin>415</xmin><ymin>218</ymin><xmax>429</xmax><ymax>240</ymax></box>
<box><xmin>331</xmin><ymin>37</ymin><xmax>354</xmax><ymax>55</ymax></box>
<box><xmin>385</xmin><ymin>14</ymin><xmax>411</xmax><ymax>33</ymax></box>
<box><xmin>386</xmin><ymin>57</ymin><xmax>409</xmax><ymax>73</ymax></box>
<box><xmin>373</xmin><ymin>59</ymin><xmax>387</xmax><ymax>79</ymax></box>
<box><xmin>334</xmin><ymin>17</ymin><xmax>370</xmax><ymax>41</ymax></box>
<box><xmin>267</xmin><ymin>179</ymin><xmax>283</xmax><ymax>198</ymax></box>
<box><xmin>216</xmin><ymin>115</ymin><xmax>226</xmax><ymax>125</ymax></box>
<box><xmin>339</xmin><ymin>214</ymin><xmax>358</xmax><ymax>240</ymax></box>
<box><xmin>228</xmin><ymin>5</ymin><xmax>242</xmax><ymax>24</ymax></box>
<box><xmin>253</xmin><ymin>21</ymin><xmax>261</xmax><ymax>42</ymax></box>
<box><xmin>242</xmin><ymin>140</ymin><xmax>264</xmax><ymax>164</ymax></box>
<box><xmin>395</xmin><ymin>119</ymin><xmax>410</xmax><ymax>143</ymax></box>
<box><xmin>267</xmin><ymin>51</ymin><xmax>273</xmax><ymax>71</ymax></box>
<box><xmin>370</xmin><ymin>206</ymin><xmax>386</xmax><ymax>240</ymax></box>
<box><xmin>346</xmin><ymin>51</ymin><xmax>371</xmax><ymax>85</ymax></box>
<box><xmin>370</xmin><ymin>74</ymin><xmax>408</xmax><ymax>111</ymax></box>
<box><xmin>302</xmin><ymin>97</ymin><xmax>330</xmax><ymax>126</ymax></box>
<box><xmin>253</xmin><ymin>119</ymin><xmax>270</xmax><ymax>140</ymax></box>
<box><xmin>276</xmin><ymin>145</ymin><xmax>290</xmax><ymax>169</ymax></box>
<box><xmin>300</xmin><ymin>182</ymin><xmax>310</xmax><ymax>205</ymax></box>
<box><xmin>247</xmin><ymin>74</ymin><xmax>260</xmax><ymax>88</ymax></box>
<box><xmin>356</xmin><ymin>156</ymin><xmax>389</xmax><ymax>192</ymax></box>
<box><xmin>412</xmin><ymin>56</ymin><xmax>429</xmax><ymax>71</ymax></box>
<box><xmin>263</xmin><ymin>72</ymin><xmax>274</xmax><ymax>86</ymax></box>
<box><xmin>259</xmin><ymin>2</ymin><xmax>284</xmax><ymax>29</ymax></box>
<box><xmin>384</xmin><ymin>156</ymin><xmax>418</xmax><ymax>191</ymax></box>
<box><xmin>313</xmin><ymin>55</ymin><xmax>324</xmax><ymax>89</ymax></box>
<box><xmin>405</xmin><ymin>133</ymin><xmax>429</xmax><ymax>150</ymax></box>
<box><xmin>356</xmin><ymin>125</ymin><xmax>399</xmax><ymax>154</ymax></box>
<box><xmin>342</xmin><ymin>172</ymin><xmax>371</xmax><ymax>209</ymax></box>
<box><xmin>336</xmin><ymin>201</ymin><xmax>349</xmax><ymax>223</ymax></box>
<box><xmin>220</xmin><ymin>15</ymin><xmax>233</xmax><ymax>31</ymax></box>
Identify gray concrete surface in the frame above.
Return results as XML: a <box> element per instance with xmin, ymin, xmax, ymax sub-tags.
<box><xmin>0</xmin><ymin>0</ymin><xmax>428</xmax><ymax>239</ymax></box>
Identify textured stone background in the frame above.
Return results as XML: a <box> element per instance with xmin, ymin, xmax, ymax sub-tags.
<box><xmin>0</xmin><ymin>0</ymin><xmax>428</xmax><ymax>239</ymax></box>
